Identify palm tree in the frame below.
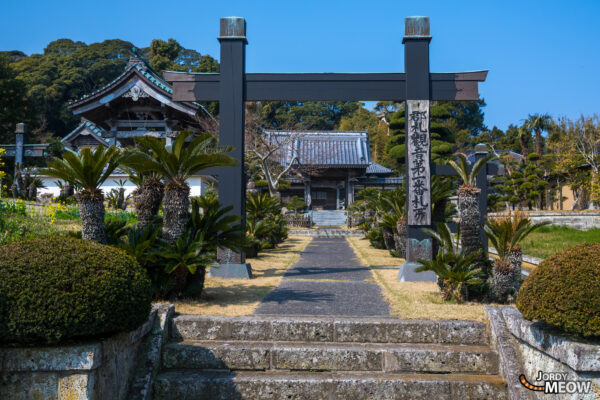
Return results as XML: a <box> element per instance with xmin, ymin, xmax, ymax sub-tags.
<box><xmin>525</xmin><ymin>113</ymin><xmax>552</xmax><ymax>157</ymax></box>
<box><xmin>40</xmin><ymin>146</ymin><xmax>122</xmax><ymax>243</ymax></box>
<box><xmin>125</xmin><ymin>168</ymin><xmax>164</xmax><ymax>231</ymax></box>
<box><xmin>416</xmin><ymin>247</ymin><xmax>483</xmax><ymax>302</ymax></box>
<box><xmin>122</xmin><ymin>132</ymin><xmax>237</xmax><ymax>242</ymax></box>
<box><xmin>517</xmin><ymin>126</ymin><xmax>530</xmax><ymax>159</ymax></box>
<box><xmin>484</xmin><ymin>212</ymin><xmax>549</xmax><ymax>302</ymax></box>
<box><xmin>448</xmin><ymin>153</ymin><xmax>494</xmax><ymax>278</ymax></box>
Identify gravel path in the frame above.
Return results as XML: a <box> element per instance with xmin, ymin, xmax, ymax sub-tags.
<box><xmin>254</xmin><ymin>238</ymin><xmax>390</xmax><ymax>316</ymax></box>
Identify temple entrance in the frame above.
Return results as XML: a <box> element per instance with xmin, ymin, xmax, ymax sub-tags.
<box><xmin>167</xmin><ymin>16</ymin><xmax>487</xmax><ymax>274</ymax></box>
<box><xmin>311</xmin><ymin>188</ymin><xmax>336</xmax><ymax>210</ymax></box>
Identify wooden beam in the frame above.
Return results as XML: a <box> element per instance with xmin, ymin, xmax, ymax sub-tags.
<box><xmin>166</xmin><ymin>71</ymin><xmax>488</xmax><ymax>102</ymax></box>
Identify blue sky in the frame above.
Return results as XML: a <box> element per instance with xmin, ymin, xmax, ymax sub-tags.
<box><xmin>1</xmin><ymin>0</ymin><xmax>599</xmax><ymax>131</ymax></box>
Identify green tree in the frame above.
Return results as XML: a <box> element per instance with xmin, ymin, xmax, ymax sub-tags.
<box><xmin>10</xmin><ymin>39</ymin><xmax>133</xmax><ymax>136</ymax></box>
<box><xmin>448</xmin><ymin>153</ymin><xmax>495</xmax><ymax>279</ymax></box>
<box><xmin>122</xmin><ymin>132</ymin><xmax>237</xmax><ymax>242</ymax></box>
<box><xmin>525</xmin><ymin>113</ymin><xmax>552</xmax><ymax>157</ymax></box>
<box><xmin>0</xmin><ymin>54</ymin><xmax>37</xmax><ymax>143</ymax></box>
<box><xmin>256</xmin><ymin>101</ymin><xmax>360</xmax><ymax>130</ymax></box>
<box><xmin>40</xmin><ymin>146</ymin><xmax>123</xmax><ymax>243</ymax></box>
<box><xmin>385</xmin><ymin>101</ymin><xmax>458</xmax><ymax>172</ymax></box>
<box><xmin>338</xmin><ymin>106</ymin><xmax>389</xmax><ymax>165</ymax></box>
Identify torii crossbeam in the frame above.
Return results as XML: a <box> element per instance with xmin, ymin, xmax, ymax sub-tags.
<box><xmin>165</xmin><ymin>16</ymin><xmax>487</xmax><ymax>277</ymax></box>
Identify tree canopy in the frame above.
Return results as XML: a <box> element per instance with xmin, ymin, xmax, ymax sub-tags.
<box><xmin>1</xmin><ymin>38</ymin><xmax>219</xmax><ymax>140</ymax></box>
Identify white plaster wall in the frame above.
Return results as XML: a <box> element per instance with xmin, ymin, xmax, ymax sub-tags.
<box><xmin>37</xmin><ymin>174</ymin><xmax>209</xmax><ymax>199</ymax></box>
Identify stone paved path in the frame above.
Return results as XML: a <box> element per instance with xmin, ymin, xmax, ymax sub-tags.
<box><xmin>254</xmin><ymin>238</ymin><xmax>390</xmax><ymax>316</ymax></box>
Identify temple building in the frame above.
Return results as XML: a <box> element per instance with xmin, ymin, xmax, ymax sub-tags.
<box><xmin>263</xmin><ymin>130</ymin><xmax>402</xmax><ymax>210</ymax></box>
<box><xmin>4</xmin><ymin>53</ymin><xmax>215</xmax><ymax>197</ymax></box>
<box><xmin>65</xmin><ymin>53</ymin><xmax>206</xmax><ymax>148</ymax></box>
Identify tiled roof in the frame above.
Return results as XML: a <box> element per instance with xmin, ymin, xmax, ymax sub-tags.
<box><xmin>68</xmin><ymin>50</ymin><xmax>185</xmax><ymax>106</ymax></box>
<box><xmin>264</xmin><ymin>130</ymin><xmax>371</xmax><ymax>168</ymax></box>
<box><xmin>62</xmin><ymin>120</ymin><xmax>109</xmax><ymax>146</ymax></box>
<box><xmin>366</xmin><ymin>161</ymin><xmax>393</xmax><ymax>175</ymax></box>
<box><xmin>356</xmin><ymin>176</ymin><xmax>403</xmax><ymax>185</ymax></box>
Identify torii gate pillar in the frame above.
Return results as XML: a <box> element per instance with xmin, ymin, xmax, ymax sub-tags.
<box><xmin>212</xmin><ymin>17</ymin><xmax>252</xmax><ymax>279</ymax></box>
<box><xmin>398</xmin><ymin>17</ymin><xmax>436</xmax><ymax>282</ymax></box>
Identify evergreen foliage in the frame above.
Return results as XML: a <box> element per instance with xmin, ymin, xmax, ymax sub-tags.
<box><xmin>517</xmin><ymin>243</ymin><xmax>600</xmax><ymax>337</ymax></box>
<box><xmin>0</xmin><ymin>236</ymin><xmax>152</xmax><ymax>345</ymax></box>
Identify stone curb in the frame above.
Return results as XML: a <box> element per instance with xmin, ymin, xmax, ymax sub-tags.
<box><xmin>127</xmin><ymin>304</ymin><xmax>175</xmax><ymax>400</ymax></box>
<box><xmin>1</xmin><ymin>309</ymin><xmax>157</xmax><ymax>373</ymax></box>
<box><xmin>501</xmin><ymin>307</ymin><xmax>600</xmax><ymax>372</ymax></box>
<box><xmin>487</xmin><ymin>248</ymin><xmax>542</xmax><ymax>268</ymax></box>
<box><xmin>171</xmin><ymin>315</ymin><xmax>489</xmax><ymax>346</ymax></box>
<box><xmin>485</xmin><ymin>306</ymin><xmax>535</xmax><ymax>400</ymax></box>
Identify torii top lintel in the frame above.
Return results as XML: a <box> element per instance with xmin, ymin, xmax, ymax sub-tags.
<box><xmin>166</xmin><ymin>16</ymin><xmax>487</xmax><ymax>103</ymax></box>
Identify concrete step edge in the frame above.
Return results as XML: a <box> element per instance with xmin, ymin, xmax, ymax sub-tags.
<box><xmin>161</xmin><ymin>341</ymin><xmax>499</xmax><ymax>374</ymax></box>
<box><xmin>171</xmin><ymin>315</ymin><xmax>489</xmax><ymax>345</ymax></box>
<box><xmin>153</xmin><ymin>370</ymin><xmax>508</xmax><ymax>400</ymax></box>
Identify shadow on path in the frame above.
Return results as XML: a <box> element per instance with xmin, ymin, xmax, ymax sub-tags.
<box><xmin>254</xmin><ymin>238</ymin><xmax>390</xmax><ymax>316</ymax></box>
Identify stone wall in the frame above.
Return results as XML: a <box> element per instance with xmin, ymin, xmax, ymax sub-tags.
<box><xmin>489</xmin><ymin>212</ymin><xmax>600</xmax><ymax>230</ymax></box>
<box><xmin>486</xmin><ymin>306</ymin><xmax>600</xmax><ymax>400</ymax></box>
<box><xmin>0</xmin><ymin>305</ymin><xmax>165</xmax><ymax>400</ymax></box>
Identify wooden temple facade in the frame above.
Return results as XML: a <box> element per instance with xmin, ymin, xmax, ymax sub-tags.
<box><xmin>264</xmin><ymin>130</ymin><xmax>402</xmax><ymax>210</ymax></box>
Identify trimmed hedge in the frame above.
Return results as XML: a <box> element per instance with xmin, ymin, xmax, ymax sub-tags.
<box><xmin>516</xmin><ymin>243</ymin><xmax>600</xmax><ymax>337</ymax></box>
<box><xmin>0</xmin><ymin>236</ymin><xmax>152</xmax><ymax>345</ymax></box>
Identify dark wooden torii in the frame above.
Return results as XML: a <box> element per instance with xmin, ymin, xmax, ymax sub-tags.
<box><xmin>166</xmin><ymin>16</ymin><xmax>487</xmax><ymax>276</ymax></box>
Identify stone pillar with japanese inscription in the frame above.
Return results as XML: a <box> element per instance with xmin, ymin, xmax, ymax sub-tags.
<box><xmin>14</xmin><ymin>123</ymin><xmax>26</xmax><ymax>178</ymax></box>
<box><xmin>406</xmin><ymin>100</ymin><xmax>431</xmax><ymax>226</ymax></box>
<box><xmin>398</xmin><ymin>17</ymin><xmax>436</xmax><ymax>282</ymax></box>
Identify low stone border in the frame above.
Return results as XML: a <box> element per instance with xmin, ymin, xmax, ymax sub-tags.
<box><xmin>485</xmin><ymin>306</ymin><xmax>535</xmax><ymax>400</ymax></box>
<box><xmin>0</xmin><ymin>307</ymin><xmax>159</xmax><ymax>400</ymax></box>
<box><xmin>289</xmin><ymin>229</ymin><xmax>364</xmax><ymax>237</ymax></box>
<box><xmin>502</xmin><ymin>307</ymin><xmax>600</xmax><ymax>372</ymax></box>
<box><xmin>486</xmin><ymin>306</ymin><xmax>600</xmax><ymax>400</ymax></box>
<box><xmin>489</xmin><ymin>212</ymin><xmax>600</xmax><ymax>230</ymax></box>
<box><xmin>127</xmin><ymin>304</ymin><xmax>175</xmax><ymax>400</ymax></box>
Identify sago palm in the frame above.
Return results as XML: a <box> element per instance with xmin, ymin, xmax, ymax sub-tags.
<box><xmin>154</xmin><ymin>230</ymin><xmax>215</xmax><ymax>299</ymax></box>
<box><xmin>484</xmin><ymin>212</ymin><xmax>549</xmax><ymax>302</ymax></box>
<box><xmin>124</xmin><ymin>167</ymin><xmax>164</xmax><ymax>230</ymax></box>
<box><xmin>415</xmin><ymin>248</ymin><xmax>483</xmax><ymax>302</ymax></box>
<box><xmin>448</xmin><ymin>153</ymin><xmax>494</xmax><ymax>279</ymax></box>
<box><xmin>40</xmin><ymin>146</ymin><xmax>122</xmax><ymax>243</ymax></box>
<box><xmin>122</xmin><ymin>132</ymin><xmax>237</xmax><ymax>242</ymax></box>
<box><xmin>189</xmin><ymin>193</ymin><xmax>244</xmax><ymax>254</ymax></box>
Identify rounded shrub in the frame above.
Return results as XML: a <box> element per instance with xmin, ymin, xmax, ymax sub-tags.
<box><xmin>0</xmin><ymin>236</ymin><xmax>152</xmax><ymax>345</ymax></box>
<box><xmin>516</xmin><ymin>243</ymin><xmax>600</xmax><ymax>337</ymax></box>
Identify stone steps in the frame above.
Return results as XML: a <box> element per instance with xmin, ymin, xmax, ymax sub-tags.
<box><xmin>162</xmin><ymin>341</ymin><xmax>499</xmax><ymax>374</ymax></box>
<box><xmin>153</xmin><ymin>370</ymin><xmax>508</xmax><ymax>400</ymax></box>
<box><xmin>152</xmin><ymin>315</ymin><xmax>507</xmax><ymax>399</ymax></box>
<box><xmin>311</xmin><ymin>210</ymin><xmax>347</xmax><ymax>226</ymax></box>
<box><xmin>171</xmin><ymin>315</ymin><xmax>490</xmax><ymax>345</ymax></box>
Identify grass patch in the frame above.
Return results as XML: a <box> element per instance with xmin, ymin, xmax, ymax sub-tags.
<box><xmin>169</xmin><ymin>236</ymin><xmax>312</xmax><ymax>316</ymax></box>
<box><xmin>347</xmin><ymin>237</ymin><xmax>486</xmax><ymax>322</ymax></box>
<box><xmin>520</xmin><ymin>225</ymin><xmax>600</xmax><ymax>259</ymax></box>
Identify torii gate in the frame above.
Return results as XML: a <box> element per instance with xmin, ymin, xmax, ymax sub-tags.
<box><xmin>165</xmin><ymin>16</ymin><xmax>487</xmax><ymax>277</ymax></box>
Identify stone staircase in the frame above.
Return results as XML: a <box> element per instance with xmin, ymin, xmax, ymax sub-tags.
<box><xmin>311</xmin><ymin>210</ymin><xmax>347</xmax><ymax>226</ymax></box>
<box><xmin>152</xmin><ymin>315</ymin><xmax>507</xmax><ymax>399</ymax></box>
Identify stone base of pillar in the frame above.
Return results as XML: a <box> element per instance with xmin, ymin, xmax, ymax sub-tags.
<box><xmin>397</xmin><ymin>262</ymin><xmax>436</xmax><ymax>282</ymax></box>
<box><xmin>397</xmin><ymin>237</ymin><xmax>436</xmax><ymax>282</ymax></box>
<box><xmin>209</xmin><ymin>263</ymin><xmax>253</xmax><ymax>279</ymax></box>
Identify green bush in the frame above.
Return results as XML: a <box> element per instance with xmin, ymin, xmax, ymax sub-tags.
<box><xmin>0</xmin><ymin>236</ymin><xmax>152</xmax><ymax>345</ymax></box>
<box><xmin>516</xmin><ymin>243</ymin><xmax>600</xmax><ymax>337</ymax></box>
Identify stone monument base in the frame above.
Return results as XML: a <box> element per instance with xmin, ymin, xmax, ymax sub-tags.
<box><xmin>209</xmin><ymin>263</ymin><xmax>253</xmax><ymax>279</ymax></box>
<box><xmin>397</xmin><ymin>262</ymin><xmax>437</xmax><ymax>282</ymax></box>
